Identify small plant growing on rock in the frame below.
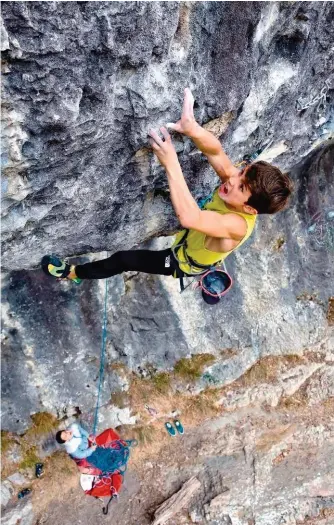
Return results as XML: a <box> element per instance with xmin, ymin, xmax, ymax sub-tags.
<box><xmin>110</xmin><ymin>391</ymin><xmax>129</xmax><ymax>408</ymax></box>
<box><xmin>184</xmin><ymin>388</ymin><xmax>220</xmax><ymax>419</ymax></box>
<box><xmin>240</xmin><ymin>355</ymin><xmax>305</xmax><ymax>387</ymax></box>
<box><xmin>131</xmin><ymin>425</ymin><xmax>157</xmax><ymax>445</ymax></box>
<box><xmin>152</xmin><ymin>372</ymin><xmax>171</xmax><ymax>393</ymax></box>
<box><xmin>19</xmin><ymin>446</ymin><xmax>39</xmax><ymax>470</ymax></box>
<box><xmin>174</xmin><ymin>354</ymin><xmax>215</xmax><ymax>381</ymax></box>
<box><xmin>273</xmin><ymin>236</ymin><xmax>285</xmax><ymax>251</ymax></box>
<box><xmin>1</xmin><ymin>430</ymin><xmax>16</xmax><ymax>454</ymax></box>
<box><xmin>26</xmin><ymin>412</ymin><xmax>59</xmax><ymax>437</ymax></box>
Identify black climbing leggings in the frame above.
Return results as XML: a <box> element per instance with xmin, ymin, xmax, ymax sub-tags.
<box><xmin>75</xmin><ymin>249</ymin><xmax>176</xmax><ymax>279</ymax></box>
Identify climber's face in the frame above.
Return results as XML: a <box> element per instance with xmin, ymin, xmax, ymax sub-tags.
<box><xmin>61</xmin><ymin>430</ymin><xmax>73</xmax><ymax>442</ymax></box>
<box><xmin>218</xmin><ymin>168</ymin><xmax>257</xmax><ymax>215</ymax></box>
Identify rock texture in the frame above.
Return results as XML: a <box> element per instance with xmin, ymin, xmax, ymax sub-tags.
<box><xmin>1</xmin><ymin>144</ymin><xmax>333</xmax><ymax>433</ymax></box>
<box><xmin>25</xmin><ymin>401</ymin><xmax>334</xmax><ymax>525</ymax></box>
<box><xmin>1</xmin><ymin>1</ymin><xmax>333</xmax><ymax>270</ymax></box>
<box><xmin>1</xmin><ymin>499</ymin><xmax>34</xmax><ymax>525</ymax></box>
<box><xmin>1</xmin><ymin>2</ymin><xmax>334</xmax><ymax>525</ymax></box>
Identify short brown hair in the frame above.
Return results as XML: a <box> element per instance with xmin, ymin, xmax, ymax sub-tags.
<box><xmin>245</xmin><ymin>161</ymin><xmax>293</xmax><ymax>214</ymax></box>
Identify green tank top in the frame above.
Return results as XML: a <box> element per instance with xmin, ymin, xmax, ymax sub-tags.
<box><xmin>172</xmin><ymin>187</ymin><xmax>257</xmax><ymax>274</ymax></box>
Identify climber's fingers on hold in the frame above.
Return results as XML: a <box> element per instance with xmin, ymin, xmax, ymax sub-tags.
<box><xmin>160</xmin><ymin>127</ymin><xmax>171</xmax><ymax>142</ymax></box>
<box><xmin>166</xmin><ymin>122</ymin><xmax>179</xmax><ymax>131</ymax></box>
<box><xmin>148</xmin><ymin>128</ymin><xmax>164</xmax><ymax>148</ymax></box>
<box><xmin>183</xmin><ymin>87</ymin><xmax>194</xmax><ymax>115</ymax></box>
<box><xmin>149</xmin><ymin>139</ymin><xmax>160</xmax><ymax>151</ymax></box>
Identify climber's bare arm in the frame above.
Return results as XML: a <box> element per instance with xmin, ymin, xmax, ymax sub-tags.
<box><xmin>186</xmin><ymin>124</ymin><xmax>240</xmax><ymax>182</ymax></box>
<box><xmin>149</xmin><ymin>128</ymin><xmax>246</xmax><ymax>241</ymax></box>
<box><xmin>167</xmin><ymin>88</ymin><xmax>239</xmax><ymax>182</ymax></box>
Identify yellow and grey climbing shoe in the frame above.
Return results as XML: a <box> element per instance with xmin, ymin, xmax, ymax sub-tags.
<box><xmin>41</xmin><ymin>255</ymin><xmax>81</xmax><ymax>284</ymax></box>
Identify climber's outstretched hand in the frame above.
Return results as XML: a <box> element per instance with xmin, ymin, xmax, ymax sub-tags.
<box><xmin>149</xmin><ymin>127</ymin><xmax>179</xmax><ymax>169</ymax></box>
<box><xmin>167</xmin><ymin>88</ymin><xmax>198</xmax><ymax>136</ymax></box>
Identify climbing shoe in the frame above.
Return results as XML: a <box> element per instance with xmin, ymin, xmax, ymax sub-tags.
<box><xmin>165</xmin><ymin>422</ymin><xmax>176</xmax><ymax>437</ymax></box>
<box><xmin>174</xmin><ymin>420</ymin><xmax>184</xmax><ymax>435</ymax></box>
<box><xmin>35</xmin><ymin>463</ymin><xmax>44</xmax><ymax>478</ymax></box>
<box><xmin>18</xmin><ymin>488</ymin><xmax>31</xmax><ymax>499</ymax></box>
<box><xmin>41</xmin><ymin>255</ymin><xmax>81</xmax><ymax>284</ymax></box>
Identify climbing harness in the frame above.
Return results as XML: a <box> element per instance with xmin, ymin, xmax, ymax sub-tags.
<box><xmin>172</xmin><ymin>229</ymin><xmax>222</xmax><ymax>279</ymax></box>
<box><xmin>92</xmin><ymin>279</ymin><xmax>109</xmax><ymax>435</ymax></box>
<box><xmin>172</xmin><ymin>229</ymin><xmax>233</xmax><ymax>305</ymax></box>
<box><xmin>171</xmin><ymin>193</ymin><xmax>227</xmax><ymax>281</ymax></box>
<box><xmin>172</xmin><ymin>144</ymin><xmax>271</xmax><ymax>302</ymax></box>
<box><xmin>172</xmin><ymin>198</ymin><xmax>233</xmax><ymax>303</ymax></box>
<box><xmin>296</xmin><ymin>79</ymin><xmax>331</xmax><ymax>112</ymax></box>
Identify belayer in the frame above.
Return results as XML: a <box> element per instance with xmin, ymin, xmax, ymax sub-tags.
<box><xmin>55</xmin><ymin>423</ymin><xmax>132</xmax><ymax>476</ymax></box>
<box><xmin>42</xmin><ymin>89</ymin><xmax>293</xmax><ymax>300</ymax></box>
<box><xmin>56</xmin><ymin>423</ymin><xmax>136</xmax><ymax>513</ymax></box>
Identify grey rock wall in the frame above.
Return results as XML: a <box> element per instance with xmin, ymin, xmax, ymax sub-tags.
<box><xmin>1</xmin><ymin>2</ymin><xmax>334</xmax><ymax>524</ymax></box>
<box><xmin>1</xmin><ymin>1</ymin><xmax>333</xmax><ymax>270</ymax></box>
<box><xmin>1</xmin><ymin>141</ymin><xmax>333</xmax><ymax>433</ymax></box>
<box><xmin>1</xmin><ymin>0</ymin><xmax>334</xmax><ymax>424</ymax></box>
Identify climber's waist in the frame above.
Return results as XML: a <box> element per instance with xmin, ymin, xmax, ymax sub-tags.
<box><xmin>171</xmin><ymin>230</ymin><xmax>222</xmax><ymax>277</ymax></box>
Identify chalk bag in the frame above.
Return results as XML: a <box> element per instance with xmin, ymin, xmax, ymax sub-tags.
<box><xmin>199</xmin><ymin>269</ymin><xmax>233</xmax><ymax>305</ymax></box>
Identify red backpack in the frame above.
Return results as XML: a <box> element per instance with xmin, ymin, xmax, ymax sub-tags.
<box><xmin>80</xmin><ymin>471</ymin><xmax>123</xmax><ymax>514</ymax></box>
<box><xmin>75</xmin><ymin>428</ymin><xmax>133</xmax><ymax>515</ymax></box>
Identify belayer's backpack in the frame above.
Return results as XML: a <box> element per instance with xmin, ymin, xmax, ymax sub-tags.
<box><xmin>80</xmin><ymin>471</ymin><xmax>122</xmax><ymax>514</ymax></box>
<box><xmin>74</xmin><ymin>428</ymin><xmax>137</xmax><ymax>515</ymax></box>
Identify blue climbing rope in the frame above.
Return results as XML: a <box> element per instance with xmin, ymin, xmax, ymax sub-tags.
<box><xmin>93</xmin><ymin>279</ymin><xmax>109</xmax><ymax>435</ymax></box>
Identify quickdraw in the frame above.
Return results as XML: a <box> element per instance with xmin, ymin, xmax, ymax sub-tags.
<box><xmin>296</xmin><ymin>79</ymin><xmax>331</xmax><ymax>112</ymax></box>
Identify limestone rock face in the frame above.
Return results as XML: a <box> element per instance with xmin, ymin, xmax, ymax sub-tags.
<box><xmin>2</xmin><ymin>143</ymin><xmax>333</xmax><ymax>433</ymax></box>
<box><xmin>1</xmin><ymin>3</ymin><xmax>334</xmax><ymax>525</ymax></box>
<box><xmin>1</xmin><ymin>0</ymin><xmax>333</xmax><ymax>429</ymax></box>
<box><xmin>1</xmin><ymin>499</ymin><xmax>34</xmax><ymax>525</ymax></box>
<box><xmin>1</xmin><ymin>1</ymin><xmax>333</xmax><ymax>270</ymax></box>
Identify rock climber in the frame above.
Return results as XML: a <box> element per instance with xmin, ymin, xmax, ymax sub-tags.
<box><xmin>42</xmin><ymin>88</ymin><xmax>293</xmax><ymax>285</ymax></box>
<box><xmin>56</xmin><ymin>423</ymin><xmax>133</xmax><ymax>508</ymax></box>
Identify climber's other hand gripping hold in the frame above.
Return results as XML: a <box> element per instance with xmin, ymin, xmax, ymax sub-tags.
<box><xmin>148</xmin><ymin>127</ymin><xmax>179</xmax><ymax>169</ymax></box>
<box><xmin>167</xmin><ymin>87</ymin><xmax>197</xmax><ymax>137</ymax></box>
<box><xmin>167</xmin><ymin>87</ymin><xmax>239</xmax><ymax>182</ymax></box>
